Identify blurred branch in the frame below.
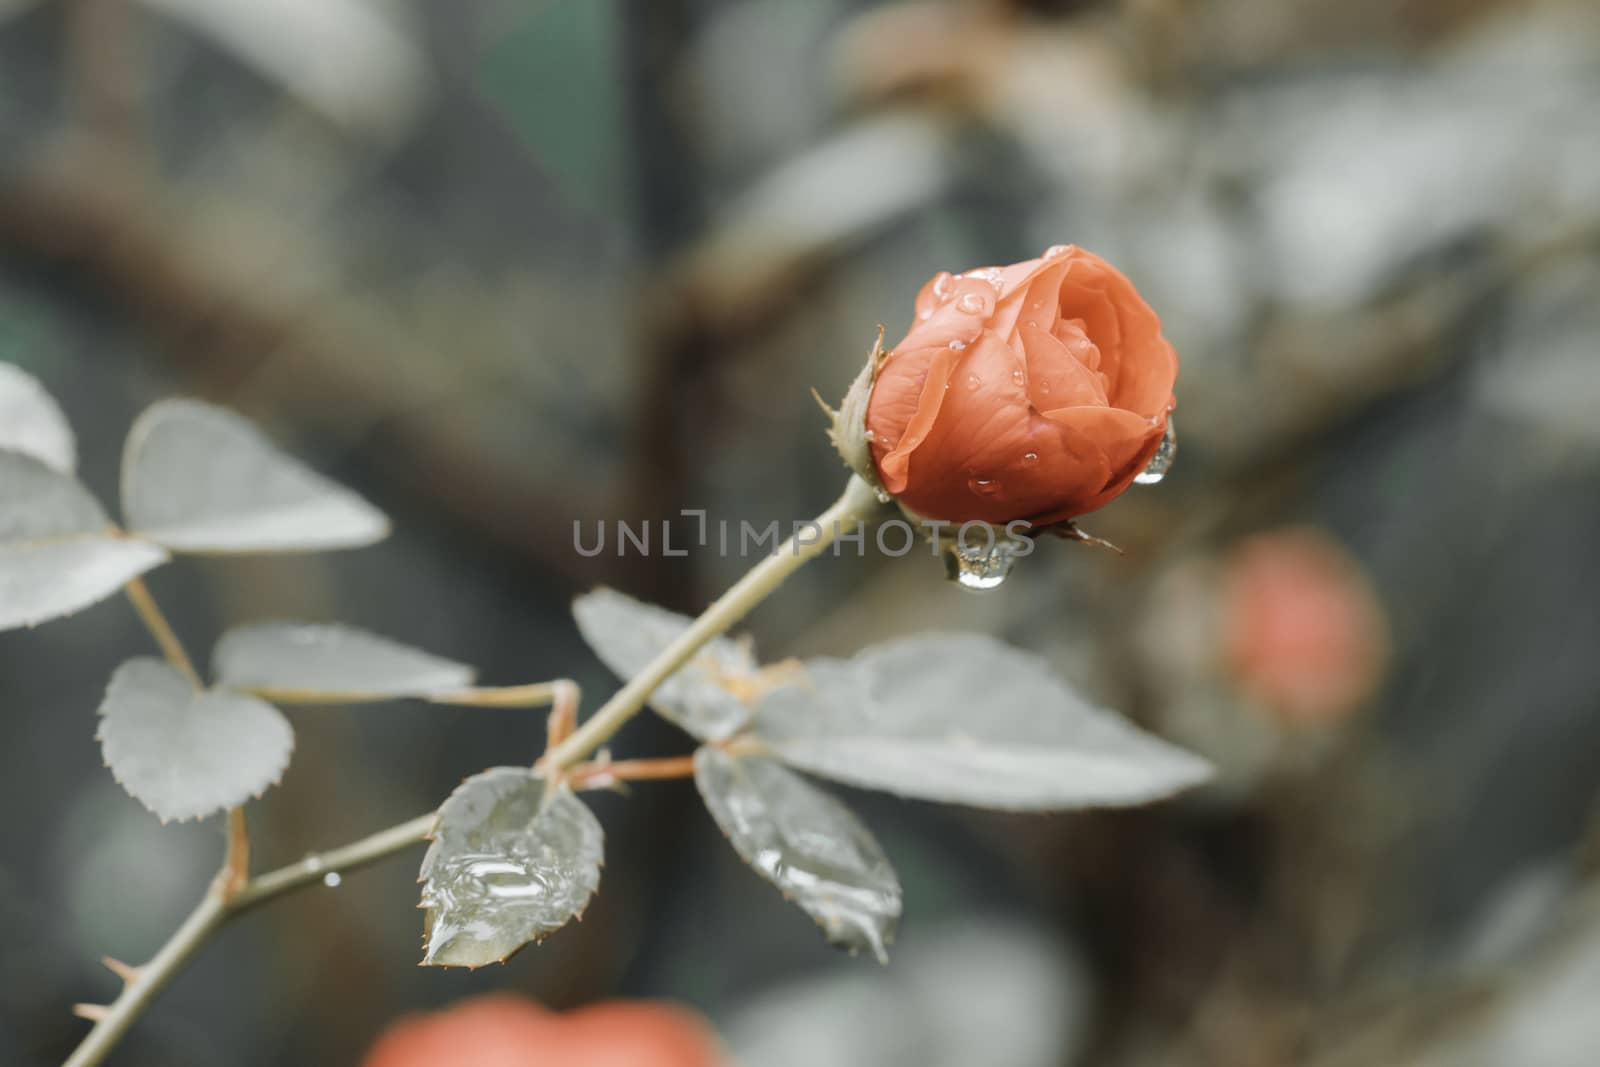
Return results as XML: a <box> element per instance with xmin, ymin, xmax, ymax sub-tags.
<box><xmin>0</xmin><ymin>145</ymin><xmax>601</xmax><ymax>573</ymax></box>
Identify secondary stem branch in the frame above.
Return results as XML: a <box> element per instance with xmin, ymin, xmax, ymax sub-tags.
<box><xmin>65</xmin><ymin>476</ymin><xmax>883</xmax><ymax>1067</ymax></box>
<box><xmin>542</xmin><ymin>474</ymin><xmax>882</xmax><ymax>770</ymax></box>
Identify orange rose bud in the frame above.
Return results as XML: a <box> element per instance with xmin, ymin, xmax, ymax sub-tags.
<box><xmin>361</xmin><ymin>994</ymin><xmax>726</xmax><ymax>1067</ymax></box>
<box><xmin>859</xmin><ymin>246</ymin><xmax>1177</xmax><ymax>526</ymax></box>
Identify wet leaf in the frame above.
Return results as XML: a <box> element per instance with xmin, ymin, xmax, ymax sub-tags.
<box><xmin>213</xmin><ymin>621</ymin><xmax>475</xmax><ymax>700</ymax></box>
<box><xmin>98</xmin><ymin>658</ymin><xmax>294</xmax><ymax>822</ymax></box>
<box><xmin>121</xmin><ymin>399</ymin><xmax>389</xmax><ymax>553</ymax></box>
<box><xmin>754</xmin><ymin>633</ymin><xmax>1212</xmax><ymax>811</ymax></box>
<box><xmin>0</xmin><ymin>362</ymin><xmax>76</xmax><ymax>472</ymax></box>
<box><xmin>695</xmin><ymin>746</ymin><xmax>901</xmax><ymax>962</ymax></box>
<box><xmin>0</xmin><ymin>450</ymin><xmax>168</xmax><ymax>631</ymax></box>
<box><xmin>573</xmin><ymin>587</ymin><xmax>758</xmax><ymax>740</ymax></box>
<box><xmin>420</xmin><ymin>768</ymin><xmax>603</xmax><ymax>968</ymax></box>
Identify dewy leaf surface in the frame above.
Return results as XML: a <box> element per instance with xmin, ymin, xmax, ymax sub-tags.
<box><xmin>98</xmin><ymin>658</ymin><xmax>294</xmax><ymax>821</ymax></box>
<box><xmin>0</xmin><ymin>362</ymin><xmax>76</xmax><ymax>472</ymax></box>
<box><xmin>213</xmin><ymin>622</ymin><xmax>475</xmax><ymax>700</ymax></box>
<box><xmin>695</xmin><ymin>746</ymin><xmax>901</xmax><ymax>962</ymax></box>
<box><xmin>419</xmin><ymin>768</ymin><xmax>603</xmax><ymax>967</ymax></box>
<box><xmin>754</xmin><ymin>632</ymin><xmax>1213</xmax><ymax>811</ymax></box>
<box><xmin>0</xmin><ymin>449</ymin><xmax>167</xmax><ymax>631</ymax></box>
<box><xmin>573</xmin><ymin>587</ymin><xmax>759</xmax><ymax>740</ymax></box>
<box><xmin>121</xmin><ymin>398</ymin><xmax>389</xmax><ymax>553</ymax></box>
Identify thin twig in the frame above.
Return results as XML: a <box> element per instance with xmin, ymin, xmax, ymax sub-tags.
<box><xmin>122</xmin><ymin>576</ymin><xmax>201</xmax><ymax>688</ymax></box>
<box><xmin>569</xmin><ymin>754</ymin><xmax>699</xmax><ymax>790</ymax></box>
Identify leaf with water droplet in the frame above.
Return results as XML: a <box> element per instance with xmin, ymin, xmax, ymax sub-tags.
<box><xmin>213</xmin><ymin>622</ymin><xmax>475</xmax><ymax>701</ymax></box>
<box><xmin>753</xmin><ymin>633</ymin><xmax>1212</xmax><ymax>811</ymax></box>
<box><xmin>420</xmin><ymin>768</ymin><xmax>603</xmax><ymax>967</ymax></box>
<box><xmin>121</xmin><ymin>399</ymin><xmax>389</xmax><ymax>553</ymax></box>
<box><xmin>0</xmin><ymin>363</ymin><xmax>76</xmax><ymax>472</ymax></box>
<box><xmin>573</xmin><ymin>588</ymin><xmax>759</xmax><ymax>741</ymax></box>
<box><xmin>695</xmin><ymin>746</ymin><xmax>901</xmax><ymax>962</ymax></box>
<box><xmin>0</xmin><ymin>449</ymin><xmax>168</xmax><ymax>631</ymax></box>
<box><xmin>97</xmin><ymin>658</ymin><xmax>294</xmax><ymax>822</ymax></box>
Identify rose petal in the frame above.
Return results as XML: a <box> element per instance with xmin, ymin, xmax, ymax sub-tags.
<box><xmin>988</xmin><ymin>256</ymin><xmax>1060</xmax><ymax>340</ymax></box>
<box><xmin>1019</xmin><ymin>323</ymin><xmax>1108</xmax><ymax>409</ymax></box>
<box><xmin>870</xmin><ymin>343</ymin><xmax>966</xmax><ymax>494</ymax></box>
<box><xmin>895</xmin><ymin>276</ymin><xmax>993</xmax><ymax>353</ymax></box>
<box><xmin>890</xmin><ymin>333</ymin><xmax>1036</xmax><ymax>522</ymax></box>
<box><xmin>1052</xmin><ymin>317</ymin><xmax>1099</xmax><ymax>370</ymax></box>
<box><xmin>1042</xmin><ymin>406</ymin><xmax>1159</xmax><ymax>477</ymax></box>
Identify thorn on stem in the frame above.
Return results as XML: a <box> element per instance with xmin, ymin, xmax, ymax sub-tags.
<box><xmin>101</xmin><ymin>956</ymin><xmax>142</xmax><ymax>985</ymax></box>
<box><xmin>73</xmin><ymin>1003</ymin><xmax>110</xmax><ymax>1023</ymax></box>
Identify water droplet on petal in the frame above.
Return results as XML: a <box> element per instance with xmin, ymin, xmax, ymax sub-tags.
<box><xmin>969</xmin><ymin>476</ymin><xmax>1000</xmax><ymax>495</ymax></box>
<box><xmin>918</xmin><ymin>308</ymin><xmax>933</xmax><ymax>320</ymax></box>
<box><xmin>931</xmin><ymin>271</ymin><xmax>955</xmax><ymax>299</ymax></box>
<box><xmin>1043</xmin><ymin>244</ymin><xmax>1071</xmax><ymax>258</ymax></box>
<box><xmin>1022</xmin><ymin>451</ymin><xmax>1039</xmax><ymax>464</ymax></box>
<box><xmin>1010</xmin><ymin>369</ymin><xmax>1025</xmax><ymax>386</ymax></box>
<box><xmin>1039</xmin><ymin>378</ymin><xmax>1052</xmax><ymax>395</ymax></box>
<box><xmin>862</xmin><ymin>429</ymin><xmax>875</xmax><ymax>442</ymax></box>
<box><xmin>948</xmin><ymin>339</ymin><xmax>967</xmax><ymax>351</ymax></box>
<box><xmin>969</xmin><ymin>267</ymin><xmax>1003</xmax><ymax>289</ymax></box>
<box><xmin>957</xmin><ymin>292</ymin><xmax>985</xmax><ymax>313</ymax></box>
<box><xmin>965</xmin><ymin>374</ymin><xmax>981</xmax><ymax>391</ymax></box>
<box><xmin>323</xmin><ymin>871</ymin><xmax>342</xmax><ymax>888</ymax></box>
<box><xmin>1135</xmin><ymin>420</ymin><xmax>1178</xmax><ymax>485</ymax></box>
<box><xmin>945</xmin><ymin>537</ymin><xmax>1019</xmax><ymax>592</ymax></box>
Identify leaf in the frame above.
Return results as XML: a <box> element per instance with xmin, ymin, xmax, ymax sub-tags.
<box><xmin>573</xmin><ymin>587</ymin><xmax>759</xmax><ymax>740</ymax></box>
<box><xmin>0</xmin><ymin>449</ymin><xmax>168</xmax><ymax>631</ymax></box>
<box><xmin>0</xmin><ymin>362</ymin><xmax>76</xmax><ymax>472</ymax></box>
<box><xmin>694</xmin><ymin>746</ymin><xmax>901</xmax><ymax>962</ymax></box>
<box><xmin>753</xmin><ymin>633</ymin><xmax>1213</xmax><ymax>811</ymax></box>
<box><xmin>419</xmin><ymin>767</ymin><xmax>603</xmax><ymax>968</ymax></box>
<box><xmin>212</xmin><ymin>621</ymin><xmax>475</xmax><ymax>700</ymax></box>
<box><xmin>97</xmin><ymin>658</ymin><xmax>295</xmax><ymax>822</ymax></box>
<box><xmin>121</xmin><ymin>398</ymin><xmax>389</xmax><ymax>553</ymax></box>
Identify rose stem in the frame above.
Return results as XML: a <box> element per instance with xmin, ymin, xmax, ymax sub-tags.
<box><xmin>64</xmin><ymin>475</ymin><xmax>884</xmax><ymax>1067</ymax></box>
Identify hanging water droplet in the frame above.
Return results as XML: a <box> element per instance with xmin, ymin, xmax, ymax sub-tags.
<box><xmin>944</xmin><ymin>536</ymin><xmax>1019</xmax><ymax>591</ymax></box>
<box><xmin>948</xmin><ymin>339</ymin><xmax>967</xmax><ymax>351</ymax></box>
<box><xmin>1135</xmin><ymin>420</ymin><xmax>1177</xmax><ymax>485</ymax></box>
<box><xmin>875</xmin><ymin>489</ymin><xmax>892</xmax><ymax>504</ymax></box>
<box><xmin>957</xmin><ymin>292</ymin><xmax>985</xmax><ymax>313</ymax></box>
<box><xmin>322</xmin><ymin>871</ymin><xmax>342</xmax><ymax>888</ymax></box>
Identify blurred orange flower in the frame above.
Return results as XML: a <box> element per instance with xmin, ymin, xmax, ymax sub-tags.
<box><xmin>866</xmin><ymin>245</ymin><xmax>1177</xmax><ymax>524</ymax></box>
<box><xmin>360</xmin><ymin>994</ymin><xmax>726</xmax><ymax>1067</ymax></box>
<box><xmin>1221</xmin><ymin>529</ymin><xmax>1388</xmax><ymax>726</ymax></box>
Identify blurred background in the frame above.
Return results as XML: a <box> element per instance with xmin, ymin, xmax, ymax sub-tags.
<box><xmin>3</xmin><ymin>0</ymin><xmax>1600</xmax><ymax>1064</ymax></box>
